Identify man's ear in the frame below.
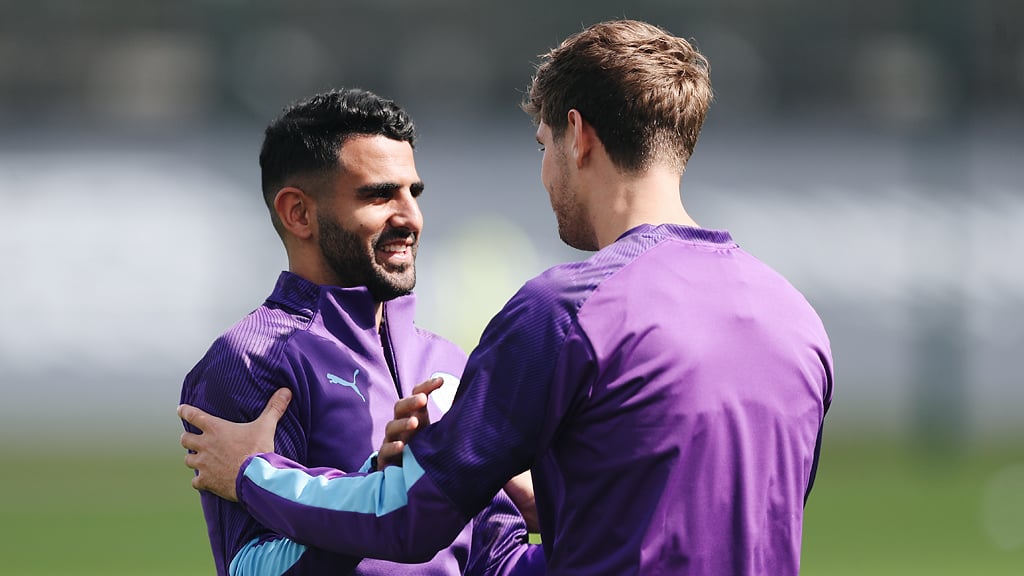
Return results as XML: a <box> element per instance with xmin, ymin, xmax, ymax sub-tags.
<box><xmin>567</xmin><ymin>109</ymin><xmax>593</xmax><ymax>168</ymax></box>
<box><xmin>274</xmin><ymin>187</ymin><xmax>315</xmax><ymax>240</ymax></box>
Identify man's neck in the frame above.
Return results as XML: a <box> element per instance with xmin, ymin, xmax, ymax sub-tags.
<box><xmin>591</xmin><ymin>169</ymin><xmax>697</xmax><ymax>249</ymax></box>
<box><xmin>287</xmin><ymin>261</ymin><xmax>385</xmax><ymax>328</ymax></box>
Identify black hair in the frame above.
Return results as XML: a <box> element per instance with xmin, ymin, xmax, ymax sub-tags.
<box><xmin>259</xmin><ymin>88</ymin><xmax>416</xmax><ymax>220</ymax></box>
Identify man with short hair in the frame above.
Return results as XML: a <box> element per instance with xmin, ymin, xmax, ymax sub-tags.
<box><xmin>180</xmin><ymin>88</ymin><xmax>539</xmax><ymax>576</ymax></box>
<box><xmin>181</xmin><ymin>20</ymin><xmax>834</xmax><ymax>575</ymax></box>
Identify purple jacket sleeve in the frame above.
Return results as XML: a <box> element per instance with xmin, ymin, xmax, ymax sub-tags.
<box><xmin>234</xmin><ymin>441</ymin><xmax>546</xmax><ymax>575</ymax></box>
<box><xmin>236</xmin><ymin>451</ymin><xmax>470</xmax><ymax>563</ymax></box>
<box><xmin>465</xmin><ymin>489</ymin><xmax>546</xmax><ymax>576</ymax></box>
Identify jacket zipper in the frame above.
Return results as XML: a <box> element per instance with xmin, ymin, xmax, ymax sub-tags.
<box><xmin>379</xmin><ymin>306</ymin><xmax>403</xmax><ymax>398</ymax></box>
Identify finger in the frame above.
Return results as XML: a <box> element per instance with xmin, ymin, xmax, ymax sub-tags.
<box><xmin>384</xmin><ymin>417</ymin><xmax>417</xmax><ymax>442</ymax></box>
<box><xmin>399</xmin><ymin>416</ymin><xmax>420</xmax><ymax>443</ymax></box>
<box><xmin>411</xmin><ymin>376</ymin><xmax>444</xmax><ymax>396</ymax></box>
<box><xmin>258</xmin><ymin>388</ymin><xmax>293</xmax><ymax>425</ymax></box>
<box><xmin>388</xmin><ymin>416</ymin><xmax>421</xmax><ymax>445</ymax></box>
<box><xmin>408</xmin><ymin>394</ymin><xmax>431</xmax><ymax>429</ymax></box>
<box><xmin>177</xmin><ymin>404</ymin><xmax>213</xmax><ymax>432</ymax></box>
<box><xmin>184</xmin><ymin>450</ymin><xmax>199</xmax><ymax>470</ymax></box>
<box><xmin>180</xmin><ymin>431</ymin><xmax>203</xmax><ymax>452</ymax></box>
<box><xmin>377</xmin><ymin>441</ymin><xmax>404</xmax><ymax>469</ymax></box>
<box><xmin>192</xmin><ymin>474</ymin><xmax>203</xmax><ymax>491</ymax></box>
<box><xmin>393</xmin><ymin>394</ymin><xmax>428</xmax><ymax>419</ymax></box>
<box><xmin>380</xmin><ymin>440</ymin><xmax>404</xmax><ymax>459</ymax></box>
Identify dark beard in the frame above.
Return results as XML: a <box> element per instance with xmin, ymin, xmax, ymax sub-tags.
<box><xmin>550</xmin><ymin>153</ymin><xmax>598</xmax><ymax>252</ymax></box>
<box><xmin>317</xmin><ymin>213</ymin><xmax>417</xmax><ymax>301</ymax></box>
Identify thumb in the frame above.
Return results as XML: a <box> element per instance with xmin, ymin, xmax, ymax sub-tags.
<box><xmin>258</xmin><ymin>387</ymin><xmax>292</xmax><ymax>426</ymax></box>
<box><xmin>177</xmin><ymin>403</ymin><xmax>210</xmax><ymax>432</ymax></box>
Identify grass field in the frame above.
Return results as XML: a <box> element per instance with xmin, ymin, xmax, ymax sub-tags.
<box><xmin>802</xmin><ymin>439</ymin><xmax>1024</xmax><ymax>575</ymax></box>
<box><xmin>0</xmin><ymin>439</ymin><xmax>1020</xmax><ymax>575</ymax></box>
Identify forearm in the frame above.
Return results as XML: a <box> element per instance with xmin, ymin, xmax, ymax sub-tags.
<box><xmin>502</xmin><ymin>472</ymin><xmax>539</xmax><ymax>534</ymax></box>
<box><xmin>237</xmin><ymin>449</ymin><xmax>469</xmax><ymax>563</ymax></box>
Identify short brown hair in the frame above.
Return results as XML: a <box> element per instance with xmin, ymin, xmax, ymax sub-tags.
<box><xmin>523</xmin><ymin>20</ymin><xmax>712</xmax><ymax>173</ymax></box>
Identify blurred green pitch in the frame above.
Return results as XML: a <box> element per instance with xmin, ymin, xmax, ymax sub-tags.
<box><xmin>0</xmin><ymin>440</ymin><xmax>1021</xmax><ymax>575</ymax></box>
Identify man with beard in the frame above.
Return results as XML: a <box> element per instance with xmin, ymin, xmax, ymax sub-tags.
<box><xmin>180</xmin><ymin>20</ymin><xmax>834</xmax><ymax>576</ymax></box>
<box><xmin>179</xmin><ymin>88</ymin><xmax>541</xmax><ymax>576</ymax></box>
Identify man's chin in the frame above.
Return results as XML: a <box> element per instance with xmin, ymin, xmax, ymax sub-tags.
<box><xmin>375</xmin><ymin>288</ymin><xmax>414</xmax><ymax>302</ymax></box>
<box><xmin>370</xmin><ymin>275</ymin><xmax>416</xmax><ymax>301</ymax></box>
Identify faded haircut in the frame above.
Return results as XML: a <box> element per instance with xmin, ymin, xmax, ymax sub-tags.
<box><xmin>523</xmin><ymin>19</ymin><xmax>712</xmax><ymax>173</ymax></box>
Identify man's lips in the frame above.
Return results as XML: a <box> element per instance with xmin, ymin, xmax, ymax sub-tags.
<box><xmin>376</xmin><ymin>237</ymin><xmax>416</xmax><ymax>265</ymax></box>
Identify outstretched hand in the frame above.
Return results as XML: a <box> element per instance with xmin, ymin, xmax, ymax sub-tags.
<box><xmin>178</xmin><ymin>387</ymin><xmax>292</xmax><ymax>502</ymax></box>
<box><xmin>377</xmin><ymin>377</ymin><xmax>444</xmax><ymax>470</ymax></box>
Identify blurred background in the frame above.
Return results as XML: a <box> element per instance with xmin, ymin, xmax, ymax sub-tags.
<box><xmin>0</xmin><ymin>1</ymin><xmax>1022</xmax><ymax>574</ymax></box>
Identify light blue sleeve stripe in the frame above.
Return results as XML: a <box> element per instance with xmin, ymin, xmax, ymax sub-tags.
<box><xmin>228</xmin><ymin>536</ymin><xmax>306</xmax><ymax>576</ymax></box>
<box><xmin>243</xmin><ymin>447</ymin><xmax>426</xmax><ymax>516</ymax></box>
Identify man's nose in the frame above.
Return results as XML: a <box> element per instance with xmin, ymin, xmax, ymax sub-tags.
<box><xmin>389</xmin><ymin>191</ymin><xmax>423</xmax><ymax>232</ymax></box>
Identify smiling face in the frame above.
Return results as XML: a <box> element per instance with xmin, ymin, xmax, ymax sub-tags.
<box><xmin>316</xmin><ymin>135</ymin><xmax>424</xmax><ymax>301</ymax></box>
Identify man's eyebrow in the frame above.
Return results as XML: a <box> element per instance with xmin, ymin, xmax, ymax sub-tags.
<box><xmin>356</xmin><ymin>181</ymin><xmax>425</xmax><ymax>194</ymax></box>
<box><xmin>357</xmin><ymin>182</ymin><xmax>400</xmax><ymax>194</ymax></box>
